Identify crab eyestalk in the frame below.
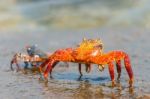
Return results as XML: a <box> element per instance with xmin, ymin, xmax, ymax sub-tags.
<box><xmin>98</xmin><ymin>64</ymin><xmax>105</xmax><ymax>71</ymax></box>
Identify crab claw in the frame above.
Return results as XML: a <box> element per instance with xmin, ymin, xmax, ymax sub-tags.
<box><xmin>98</xmin><ymin>64</ymin><xmax>105</xmax><ymax>72</ymax></box>
<box><xmin>10</xmin><ymin>55</ymin><xmax>20</xmax><ymax>72</ymax></box>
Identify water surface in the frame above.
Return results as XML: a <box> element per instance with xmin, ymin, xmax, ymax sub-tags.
<box><xmin>0</xmin><ymin>28</ymin><xmax>150</xmax><ymax>99</ymax></box>
<box><xmin>0</xmin><ymin>0</ymin><xmax>150</xmax><ymax>99</ymax></box>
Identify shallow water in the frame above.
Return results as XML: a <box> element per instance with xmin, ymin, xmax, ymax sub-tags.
<box><xmin>0</xmin><ymin>27</ymin><xmax>150</xmax><ymax>99</ymax></box>
<box><xmin>0</xmin><ymin>0</ymin><xmax>150</xmax><ymax>99</ymax></box>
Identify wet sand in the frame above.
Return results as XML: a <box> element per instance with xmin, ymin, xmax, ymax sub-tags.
<box><xmin>0</xmin><ymin>27</ymin><xmax>150</xmax><ymax>99</ymax></box>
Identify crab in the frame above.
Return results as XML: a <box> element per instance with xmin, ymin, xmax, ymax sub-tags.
<box><xmin>10</xmin><ymin>53</ymin><xmax>46</xmax><ymax>71</ymax></box>
<box><xmin>38</xmin><ymin>38</ymin><xmax>134</xmax><ymax>87</ymax></box>
<box><xmin>10</xmin><ymin>45</ymin><xmax>49</xmax><ymax>71</ymax></box>
<box><xmin>38</xmin><ymin>38</ymin><xmax>104</xmax><ymax>79</ymax></box>
<box><xmin>10</xmin><ymin>45</ymin><xmax>70</xmax><ymax>72</ymax></box>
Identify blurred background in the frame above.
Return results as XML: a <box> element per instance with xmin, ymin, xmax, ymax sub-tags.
<box><xmin>0</xmin><ymin>0</ymin><xmax>150</xmax><ymax>31</ymax></box>
<box><xmin>0</xmin><ymin>0</ymin><xmax>150</xmax><ymax>99</ymax></box>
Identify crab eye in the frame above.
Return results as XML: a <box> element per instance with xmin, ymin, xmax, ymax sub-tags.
<box><xmin>94</xmin><ymin>45</ymin><xmax>103</xmax><ymax>49</ymax></box>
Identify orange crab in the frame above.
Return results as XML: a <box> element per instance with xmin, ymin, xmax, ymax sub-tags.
<box><xmin>39</xmin><ymin>38</ymin><xmax>134</xmax><ymax>87</ymax></box>
<box><xmin>38</xmin><ymin>39</ymin><xmax>103</xmax><ymax>78</ymax></box>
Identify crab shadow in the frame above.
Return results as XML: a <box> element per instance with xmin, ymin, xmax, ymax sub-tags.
<box><xmin>51</xmin><ymin>72</ymin><xmax>110</xmax><ymax>85</ymax></box>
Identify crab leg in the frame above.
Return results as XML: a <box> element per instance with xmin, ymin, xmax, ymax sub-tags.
<box><xmin>24</xmin><ymin>62</ymin><xmax>29</xmax><ymax>69</ymax></box>
<box><xmin>10</xmin><ymin>58</ymin><xmax>20</xmax><ymax>72</ymax></box>
<box><xmin>85</xmin><ymin>63</ymin><xmax>91</xmax><ymax>73</ymax></box>
<box><xmin>49</xmin><ymin>61</ymin><xmax>59</xmax><ymax>78</ymax></box>
<box><xmin>10</xmin><ymin>60</ymin><xmax>14</xmax><ymax>71</ymax></box>
<box><xmin>78</xmin><ymin>63</ymin><xmax>82</xmax><ymax>76</ymax></box>
<box><xmin>39</xmin><ymin>59</ymin><xmax>50</xmax><ymax>73</ymax></box>
<box><xmin>43</xmin><ymin>59</ymin><xmax>56</xmax><ymax>79</ymax></box>
<box><xmin>116</xmin><ymin>60</ymin><xmax>121</xmax><ymax>80</ymax></box>
<box><xmin>124</xmin><ymin>55</ymin><xmax>134</xmax><ymax>87</ymax></box>
<box><xmin>108</xmin><ymin>62</ymin><xmax>115</xmax><ymax>87</ymax></box>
